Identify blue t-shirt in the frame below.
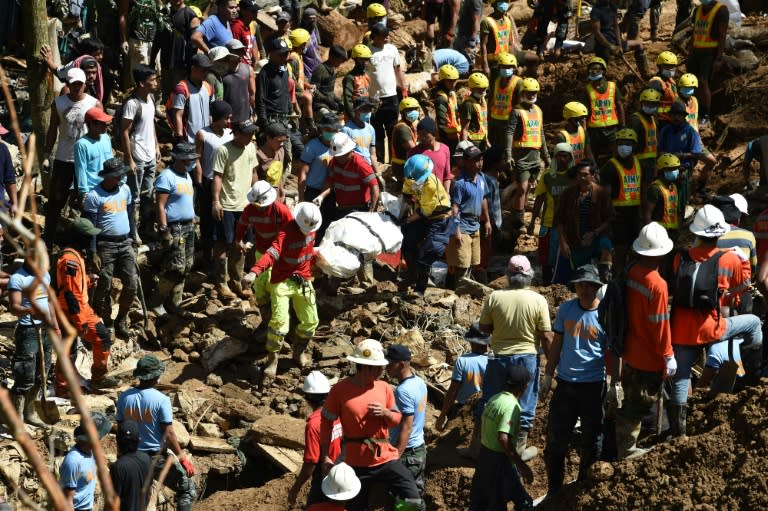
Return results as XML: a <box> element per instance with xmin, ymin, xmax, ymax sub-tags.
<box><xmin>552</xmin><ymin>298</ymin><xmax>607</xmax><ymax>383</ymax></box>
<box><xmin>300</xmin><ymin>138</ymin><xmax>333</xmax><ymax>190</ymax></box>
<box><xmin>451</xmin><ymin>353</ymin><xmax>488</xmax><ymax>404</ymax></box>
<box><xmin>483</xmin><ymin>173</ymin><xmax>502</xmax><ymax>230</ymax></box>
<box><xmin>658</xmin><ymin>123</ymin><xmax>703</xmax><ymax>169</ymax></box>
<box><xmin>60</xmin><ymin>447</ymin><xmax>96</xmax><ymax>511</ymax></box>
<box><xmin>83</xmin><ymin>183</ymin><xmax>132</xmax><ymax>236</ymax></box>
<box><xmin>116</xmin><ymin>387</ymin><xmax>174</xmax><ymax>453</ymax></box>
<box><xmin>432</xmin><ymin>48</ymin><xmax>470</xmax><ymax>76</ymax></box>
<box><xmin>195</xmin><ymin>14</ymin><xmax>232</xmax><ymax>48</ymax></box>
<box><xmin>390</xmin><ymin>375</ymin><xmax>428</xmax><ymax>449</ymax></box>
<box><xmin>342</xmin><ymin>120</ymin><xmax>376</xmax><ymax>165</ymax></box>
<box><xmin>155</xmin><ymin>168</ymin><xmax>195</xmax><ymax>223</ymax></box>
<box><xmin>73</xmin><ymin>134</ymin><xmax>112</xmax><ymax>195</ymax></box>
<box><xmin>706</xmin><ymin>338</ymin><xmax>744</xmax><ymax>377</ymax></box>
<box><xmin>451</xmin><ymin>171</ymin><xmax>488</xmax><ymax>234</ymax></box>
<box><xmin>8</xmin><ymin>267</ymin><xmax>51</xmax><ymax>327</ymax></box>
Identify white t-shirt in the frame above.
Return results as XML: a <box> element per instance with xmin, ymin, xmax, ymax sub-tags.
<box><xmin>54</xmin><ymin>94</ymin><xmax>99</xmax><ymax>162</ymax></box>
<box><xmin>200</xmin><ymin>126</ymin><xmax>233</xmax><ymax>180</ymax></box>
<box><xmin>123</xmin><ymin>95</ymin><xmax>157</xmax><ymax>163</ymax></box>
<box><xmin>367</xmin><ymin>43</ymin><xmax>401</xmax><ymax>99</ymax></box>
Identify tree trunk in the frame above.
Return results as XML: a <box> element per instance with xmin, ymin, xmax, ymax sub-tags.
<box><xmin>22</xmin><ymin>0</ymin><xmax>53</xmax><ymax>173</ymax></box>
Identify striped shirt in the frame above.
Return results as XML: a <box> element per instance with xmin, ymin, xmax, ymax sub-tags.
<box><xmin>717</xmin><ymin>225</ymin><xmax>757</xmax><ymax>269</ymax></box>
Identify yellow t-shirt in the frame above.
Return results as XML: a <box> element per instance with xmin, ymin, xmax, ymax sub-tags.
<box><xmin>213</xmin><ymin>141</ymin><xmax>257</xmax><ymax>212</ymax></box>
<box><xmin>479</xmin><ymin>288</ymin><xmax>551</xmax><ymax>355</ymax></box>
<box><xmin>403</xmin><ymin>174</ymin><xmax>450</xmax><ymax>217</ymax></box>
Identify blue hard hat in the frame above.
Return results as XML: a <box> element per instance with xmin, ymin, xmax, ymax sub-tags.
<box><xmin>404</xmin><ymin>154</ymin><xmax>434</xmax><ymax>185</ymax></box>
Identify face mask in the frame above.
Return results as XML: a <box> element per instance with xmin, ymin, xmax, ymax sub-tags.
<box><xmin>500</xmin><ymin>68</ymin><xmax>514</xmax><ymax>78</ymax></box>
<box><xmin>679</xmin><ymin>86</ymin><xmax>695</xmax><ymax>98</ymax></box>
<box><xmin>370</xmin><ymin>17</ymin><xmax>387</xmax><ymax>28</ymax></box>
<box><xmin>617</xmin><ymin>145</ymin><xmax>633</xmax><ymax>158</ymax></box>
<box><xmin>321</xmin><ymin>131</ymin><xmax>334</xmax><ymax>142</ymax></box>
<box><xmin>661</xmin><ymin>69</ymin><xmax>676</xmax><ymax>79</ymax></box>
<box><xmin>359</xmin><ymin>112</ymin><xmax>372</xmax><ymax>123</ymax></box>
<box><xmin>525</xmin><ymin>95</ymin><xmax>538</xmax><ymax>104</ymax></box>
<box><xmin>472</xmin><ymin>90</ymin><xmax>486</xmax><ymax>100</ymax></box>
<box><xmin>496</xmin><ymin>2</ymin><xmax>509</xmax><ymax>12</ymax></box>
<box><xmin>184</xmin><ymin>161</ymin><xmax>196</xmax><ymax>173</ymax></box>
<box><xmin>664</xmin><ymin>169</ymin><xmax>679</xmax><ymax>181</ymax></box>
<box><xmin>642</xmin><ymin>105</ymin><xmax>658</xmax><ymax>115</ymax></box>
<box><xmin>406</xmin><ymin>110</ymin><xmax>420</xmax><ymax>123</ymax></box>
<box><xmin>588</xmin><ymin>73</ymin><xmax>603</xmax><ymax>82</ymax></box>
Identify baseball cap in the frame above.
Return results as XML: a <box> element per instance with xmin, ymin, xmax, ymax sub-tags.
<box><xmin>417</xmin><ymin>116</ymin><xmax>436</xmax><ymax>135</ymax></box>
<box><xmin>117</xmin><ymin>420</ymin><xmax>140</xmax><ymax>444</ymax></box>
<box><xmin>669</xmin><ymin>100</ymin><xmax>687</xmax><ymax>115</ymax></box>
<box><xmin>85</xmin><ymin>107</ymin><xmax>113</xmax><ymax>124</ymax></box>
<box><xmin>277</xmin><ymin>11</ymin><xmax>292</xmax><ymax>22</ymax></box>
<box><xmin>385</xmin><ymin>344</ymin><xmax>412</xmax><ymax>362</ymax></box>
<box><xmin>69</xmin><ymin>217</ymin><xmax>102</xmax><ymax>237</ymax></box>
<box><xmin>74</xmin><ymin>412</ymin><xmax>113</xmax><ymax>442</ymax></box>
<box><xmin>67</xmin><ymin>67</ymin><xmax>87</xmax><ymax>84</ymax></box>
<box><xmin>264</xmin><ymin>122</ymin><xmax>288</xmax><ymax>137</ymax></box>
<box><xmin>99</xmin><ymin>158</ymin><xmax>129</xmax><ymax>178</ymax></box>
<box><xmin>268</xmin><ymin>37</ymin><xmax>291</xmax><ymax>54</ymax></box>
<box><xmin>191</xmin><ymin>53</ymin><xmax>213</xmax><ymax>68</ymax></box>
<box><xmin>570</xmin><ymin>264</ymin><xmax>603</xmax><ymax>286</ymax></box>
<box><xmin>233</xmin><ymin>119</ymin><xmax>258</xmax><ymax>134</ymax></box>
<box><xmin>463</xmin><ymin>145</ymin><xmax>483</xmax><ymax>160</ymax></box>
<box><xmin>353</xmin><ymin>97</ymin><xmax>374</xmax><ymax>111</ymax></box>
<box><xmin>240</xmin><ymin>0</ymin><xmax>261</xmax><ymax>11</ymax></box>
<box><xmin>506</xmin><ymin>365</ymin><xmax>531</xmax><ymax>388</ymax></box>
<box><xmin>226</xmin><ymin>39</ymin><xmax>246</xmax><ymax>51</ymax></box>
<box><xmin>371</xmin><ymin>23</ymin><xmax>390</xmax><ymax>38</ymax></box>
<box><xmin>507</xmin><ymin>255</ymin><xmax>532</xmax><ymax>275</ymax></box>
<box><xmin>304</xmin><ymin>7</ymin><xmax>318</xmax><ymax>16</ymax></box>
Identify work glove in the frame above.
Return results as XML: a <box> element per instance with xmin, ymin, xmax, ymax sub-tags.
<box><xmin>604</xmin><ymin>383</ymin><xmax>623</xmax><ymax>416</ymax></box>
<box><xmin>179</xmin><ymin>456</ymin><xmax>195</xmax><ymax>477</ymax></box>
<box><xmin>539</xmin><ymin>374</ymin><xmax>553</xmax><ymax>401</ymax></box>
<box><xmin>664</xmin><ymin>356</ymin><xmax>677</xmax><ymax>378</ymax></box>
<box><xmin>312</xmin><ymin>195</ymin><xmax>324</xmax><ymax>207</ymax></box>
<box><xmin>243</xmin><ymin>271</ymin><xmax>259</xmax><ymax>284</ymax></box>
<box><xmin>160</xmin><ymin>229</ymin><xmax>173</xmax><ymax>249</ymax></box>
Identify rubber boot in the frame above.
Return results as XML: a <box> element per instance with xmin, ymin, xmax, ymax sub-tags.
<box><xmin>24</xmin><ymin>386</ymin><xmax>49</xmax><ymax>428</ymax></box>
<box><xmin>667</xmin><ymin>403</ymin><xmax>687</xmax><ymax>438</ymax></box>
<box><xmin>292</xmin><ymin>336</ymin><xmax>313</xmax><ymax>368</ymax></box>
<box><xmin>445</xmin><ymin>272</ymin><xmax>458</xmax><ymax>291</ymax></box>
<box><xmin>457</xmin><ymin>414</ymin><xmax>482</xmax><ymax>459</ymax></box>
<box><xmin>357</xmin><ymin>261</ymin><xmax>377</xmax><ymax>289</ymax></box>
<box><xmin>167</xmin><ymin>283</ymin><xmax>193</xmax><ymax>319</ymax></box>
<box><xmin>545</xmin><ymin>449</ymin><xmax>566</xmax><ymax>495</ymax></box>
<box><xmin>214</xmin><ymin>257</ymin><xmax>236</xmax><ymax>300</ymax></box>
<box><xmin>11</xmin><ymin>392</ymin><xmax>24</xmax><ymax>420</ymax></box>
<box><xmin>517</xmin><ymin>429</ymin><xmax>539</xmax><ymax>461</ymax></box>
<box><xmin>615</xmin><ymin>415</ymin><xmax>649</xmax><ymax>459</ymax></box>
<box><xmin>263</xmin><ymin>352</ymin><xmax>279</xmax><ymax>382</ymax></box>
<box><xmin>152</xmin><ymin>277</ymin><xmax>173</xmax><ymax>316</ymax></box>
<box><xmin>414</xmin><ymin>266</ymin><xmax>430</xmax><ymax>294</ymax></box>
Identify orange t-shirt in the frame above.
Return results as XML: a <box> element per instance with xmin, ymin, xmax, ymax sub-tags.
<box><xmin>321</xmin><ymin>378</ymin><xmax>401</xmax><ymax>468</ymax></box>
<box><xmin>307</xmin><ymin>503</ymin><xmax>347</xmax><ymax>511</ymax></box>
<box><xmin>624</xmin><ymin>264</ymin><xmax>674</xmax><ymax>372</ymax></box>
<box><xmin>670</xmin><ymin>246</ymin><xmax>750</xmax><ymax>346</ymax></box>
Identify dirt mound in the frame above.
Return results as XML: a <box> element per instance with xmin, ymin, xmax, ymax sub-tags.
<box><xmin>197</xmin><ymin>474</ymin><xmax>305</xmax><ymax>511</ymax></box>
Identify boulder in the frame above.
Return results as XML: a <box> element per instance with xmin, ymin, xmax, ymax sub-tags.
<box><xmin>173</xmin><ymin>420</ymin><xmax>190</xmax><ymax>448</ymax></box>
<box><xmin>317</xmin><ymin>10</ymin><xmax>363</xmax><ymax>50</ymax></box>
<box><xmin>246</xmin><ymin>415</ymin><xmax>306</xmax><ymax>450</ymax></box>
<box><xmin>197</xmin><ymin>422</ymin><xmax>223</xmax><ymax>439</ymax></box>
<box><xmin>189</xmin><ymin>436</ymin><xmax>236</xmax><ymax>454</ymax></box>
<box><xmin>201</xmin><ymin>336</ymin><xmax>250</xmax><ymax>372</ymax></box>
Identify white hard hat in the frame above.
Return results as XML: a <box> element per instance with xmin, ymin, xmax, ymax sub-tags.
<box><xmin>247</xmin><ymin>181</ymin><xmax>277</xmax><ymax>207</ymax></box>
<box><xmin>346</xmin><ymin>338</ymin><xmax>389</xmax><ymax>366</ymax></box>
<box><xmin>632</xmin><ymin>222</ymin><xmax>674</xmax><ymax>257</ymax></box>
<box><xmin>321</xmin><ymin>462</ymin><xmax>362</xmax><ymax>501</ymax></box>
<box><xmin>294</xmin><ymin>202</ymin><xmax>322</xmax><ymax>234</ymax></box>
<box><xmin>303</xmin><ymin>370</ymin><xmax>331</xmax><ymax>394</ymax></box>
<box><xmin>729</xmin><ymin>193</ymin><xmax>749</xmax><ymax>215</ymax></box>
<box><xmin>329</xmin><ymin>132</ymin><xmax>356</xmax><ymax>157</ymax></box>
<box><xmin>689</xmin><ymin>204</ymin><xmax>730</xmax><ymax>237</ymax></box>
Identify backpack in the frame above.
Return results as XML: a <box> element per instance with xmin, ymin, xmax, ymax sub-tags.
<box><xmin>598</xmin><ymin>262</ymin><xmax>633</xmax><ymax>356</ymax></box>
<box><xmin>164</xmin><ymin>79</ymin><xmax>214</xmax><ymax>132</ymax></box>
<box><xmin>112</xmin><ymin>93</ymin><xmax>144</xmax><ymax>149</ymax></box>
<box><xmin>673</xmin><ymin>250</ymin><xmax>724</xmax><ymax>312</ymax></box>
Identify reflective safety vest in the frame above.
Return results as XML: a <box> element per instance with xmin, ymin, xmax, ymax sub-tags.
<box><xmin>463</xmin><ymin>96</ymin><xmax>488</xmax><ymax>142</ymax></box>
<box><xmin>608</xmin><ymin>156</ymin><xmax>642</xmax><ymax>207</ymax></box>
<box><xmin>289</xmin><ymin>51</ymin><xmax>306</xmax><ymax>90</ymax></box>
<box><xmin>351</xmin><ymin>74</ymin><xmax>371</xmax><ymax>103</ymax></box>
<box><xmin>513</xmin><ymin>105</ymin><xmax>543</xmax><ymax>149</ymax></box>
<box><xmin>490</xmin><ymin>76</ymin><xmax>521</xmax><ymax>121</ymax></box>
<box><xmin>436</xmin><ymin>89</ymin><xmax>460</xmax><ymax>134</ymax></box>
<box><xmin>693</xmin><ymin>3</ymin><xmax>724</xmax><ymax>49</ymax></box>
<box><xmin>390</xmin><ymin>120</ymin><xmax>417</xmax><ymax>165</ymax></box>
<box><xmin>649</xmin><ymin>76</ymin><xmax>678</xmax><ymax>119</ymax></box>
<box><xmin>652</xmin><ymin>179</ymin><xmax>679</xmax><ymax>229</ymax></box>
<box><xmin>631</xmin><ymin>112</ymin><xmax>657</xmax><ymax>160</ymax></box>
<box><xmin>586</xmin><ymin>82</ymin><xmax>620</xmax><ymax>128</ymax></box>
<box><xmin>686</xmin><ymin>96</ymin><xmax>699</xmax><ymax>132</ymax></box>
<box><xmin>559</xmin><ymin>126</ymin><xmax>587</xmax><ymax>163</ymax></box>
<box><xmin>484</xmin><ymin>16</ymin><xmax>511</xmax><ymax>61</ymax></box>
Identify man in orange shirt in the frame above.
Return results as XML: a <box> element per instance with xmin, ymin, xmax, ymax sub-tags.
<box><xmin>319</xmin><ymin>339</ymin><xmax>424</xmax><ymax>511</ymax></box>
<box><xmin>669</xmin><ymin>205</ymin><xmax>761</xmax><ymax>436</ymax></box>
<box><xmin>614</xmin><ymin>222</ymin><xmax>675</xmax><ymax>459</ymax></box>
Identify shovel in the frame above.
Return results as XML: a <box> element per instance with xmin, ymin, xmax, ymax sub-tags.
<box><xmin>709</xmin><ymin>338</ymin><xmax>739</xmax><ymax>397</ymax></box>
<box><xmin>36</xmin><ymin>328</ymin><xmax>60</xmax><ymax>424</ymax></box>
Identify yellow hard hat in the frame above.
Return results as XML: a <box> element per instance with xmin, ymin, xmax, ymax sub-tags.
<box><xmin>467</xmin><ymin>72</ymin><xmax>489</xmax><ymax>90</ymax></box>
<box><xmin>399</xmin><ymin>97</ymin><xmax>420</xmax><ymax>112</ymax></box>
<box><xmin>656</xmin><ymin>51</ymin><xmax>678</xmax><ymax>66</ymax></box>
<box><xmin>521</xmin><ymin>77</ymin><xmax>540</xmax><ymax>92</ymax></box>
<box><xmin>351</xmin><ymin>44</ymin><xmax>372</xmax><ymax>59</ymax></box>
<box><xmin>290</xmin><ymin>28</ymin><xmax>311</xmax><ymax>47</ymax></box>
<box><xmin>678</xmin><ymin>73</ymin><xmax>699</xmax><ymax>88</ymax></box>
<box><xmin>639</xmin><ymin>88</ymin><xmax>662</xmax><ymax>103</ymax></box>
<box><xmin>588</xmin><ymin>57</ymin><xmax>607</xmax><ymax>70</ymax></box>
<box><xmin>562</xmin><ymin>101</ymin><xmax>588</xmax><ymax>120</ymax></box>
<box><xmin>616</xmin><ymin>128</ymin><xmax>638</xmax><ymax>143</ymax></box>
<box><xmin>497</xmin><ymin>52</ymin><xmax>518</xmax><ymax>67</ymax></box>
<box><xmin>190</xmin><ymin>6</ymin><xmax>203</xmax><ymax>18</ymax></box>
<box><xmin>438</xmin><ymin>64</ymin><xmax>459</xmax><ymax>81</ymax></box>
<box><xmin>367</xmin><ymin>2</ymin><xmax>387</xmax><ymax>17</ymax></box>
<box><xmin>657</xmin><ymin>153</ymin><xmax>681</xmax><ymax>170</ymax></box>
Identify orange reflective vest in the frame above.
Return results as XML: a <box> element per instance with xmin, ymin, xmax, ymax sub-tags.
<box><xmin>490</xmin><ymin>76</ymin><xmax>521</xmax><ymax>121</ymax></box>
<box><xmin>289</xmin><ymin>52</ymin><xmax>306</xmax><ymax>90</ymax></box>
<box><xmin>513</xmin><ymin>105</ymin><xmax>543</xmax><ymax>149</ymax></box>
<box><xmin>436</xmin><ymin>89</ymin><xmax>460</xmax><ymax>134</ymax></box>
<box><xmin>631</xmin><ymin>112</ymin><xmax>657</xmax><ymax>160</ymax></box>
<box><xmin>649</xmin><ymin>76</ymin><xmax>678</xmax><ymax>119</ymax></box>
<box><xmin>609</xmin><ymin>156</ymin><xmax>642</xmax><ymax>207</ymax></box>
<box><xmin>586</xmin><ymin>82</ymin><xmax>620</xmax><ymax>128</ymax></box>
<box><xmin>560</xmin><ymin>126</ymin><xmax>587</xmax><ymax>163</ymax></box>
<box><xmin>686</xmin><ymin>96</ymin><xmax>699</xmax><ymax>132</ymax></box>
<box><xmin>463</xmin><ymin>97</ymin><xmax>488</xmax><ymax>142</ymax></box>
<box><xmin>484</xmin><ymin>16</ymin><xmax>511</xmax><ymax>61</ymax></box>
<box><xmin>693</xmin><ymin>3</ymin><xmax>724</xmax><ymax>49</ymax></box>
<box><xmin>351</xmin><ymin>74</ymin><xmax>371</xmax><ymax>103</ymax></box>
<box><xmin>652</xmin><ymin>179</ymin><xmax>679</xmax><ymax>229</ymax></box>
<box><xmin>391</xmin><ymin>121</ymin><xmax>417</xmax><ymax>165</ymax></box>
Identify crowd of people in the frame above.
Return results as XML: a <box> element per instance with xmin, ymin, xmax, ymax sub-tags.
<box><xmin>0</xmin><ymin>0</ymin><xmax>767</xmax><ymax>509</ymax></box>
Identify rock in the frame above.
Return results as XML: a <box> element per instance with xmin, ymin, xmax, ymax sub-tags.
<box><xmin>246</xmin><ymin>415</ymin><xmax>306</xmax><ymax>450</ymax></box>
<box><xmin>588</xmin><ymin>461</ymin><xmax>615</xmax><ymax>482</ymax></box>
<box><xmin>189</xmin><ymin>436</ymin><xmax>236</xmax><ymax>454</ymax></box>
<box><xmin>423</xmin><ymin>288</ymin><xmax>455</xmax><ymax>303</ymax></box>
<box><xmin>456</xmin><ymin>277</ymin><xmax>494</xmax><ymax>299</ymax></box>
<box><xmin>47</xmin><ymin>422</ymin><xmax>77</xmax><ymax>453</ymax></box>
<box><xmin>201</xmin><ymin>336</ymin><xmax>249</xmax><ymax>372</ymax></box>
<box><xmin>388</xmin><ymin>27</ymin><xmax>417</xmax><ymax>51</ymax></box>
<box><xmin>358</xmin><ymin>309</ymin><xmax>378</xmax><ymax>328</ymax></box>
<box><xmin>76</xmin><ymin>394</ymin><xmax>116</xmax><ymax>415</ymax></box>
<box><xmin>316</xmin><ymin>10</ymin><xmax>363</xmax><ymax>50</ymax></box>
<box><xmin>320</xmin><ymin>344</ymin><xmax>354</xmax><ymax>360</ymax></box>
<box><xmin>173</xmin><ymin>420</ymin><xmax>190</xmax><ymax>448</ymax></box>
<box><xmin>173</xmin><ymin>349</ymin><xmax>190</xmax><ymax>363</ymax></box>
<box><xmin>206</xmin><ymin>373</ymin><xmax>224</xmax><ymax>387</ymax></box>
<box><xmin>374</xmin><ymin>280</ymin><xmax>399</xmax><ymax>293</ymax></box>
<box><xmin>175</xmin><ymin>389</ymin><xmax>209</xmax><ymax>417</ymax></box>
<box><xmin>197</xmin><ymin>422</ymin><xmax>223</xmax><ymax>438</ymax></box>
<box><xmin>394</xmin><ymin>328</ymin><xmax>436</xmax><ymax>367</ymax></box>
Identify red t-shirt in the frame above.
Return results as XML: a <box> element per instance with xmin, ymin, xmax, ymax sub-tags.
<box><xmin>305</xmin><ymin>408</ymin><xmax>342</xmax><ymax>464</ymax></box>
<box><xmin>408</xmin><ymin>142</ymin><xmax>452</xmax><ymax>184</ymax></box>
<box><xmin>230</xmin><ymin>19</ymin><xmax>253</xmax><ymax>66</ymax></box>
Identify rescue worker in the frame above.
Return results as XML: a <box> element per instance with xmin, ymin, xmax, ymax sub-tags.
<box><xmin>648</xmin><ymin>51</ymin><xmax>679</xmax><ymax>128</ymax></box>
<box><xmin>342</xmin><ymin>97</ymin><xmax>378</xmax><ymax>168</ymax></box>
<box><xmin>479</xmin><ymin>0</ymin><xmax>513</xmax><ymax>82</ymax></box>
<box><xmin>628</xmin><ymin>89</ymin><xmax>660</xmax><ymax>178</ymax></box>
<box><xmin>60</xmin><ymin>413</ymin><xmax>113</xmax><ymax>511</ymax></box>
<box><xmin>600</xmin><ymin>128</ymin><xmax>643</xmax><ymax>276</ymax></box>
<box><xmin>614</xmin><ymin>222</ymin><xmax>675</xmax><ymax>458</ymax></box>
<box><xmin>55</xmin><ymin>218</ymin><xmax>119</xmax><ymax>395</ymax></box>
<box><xmin>245</xmin><ymin>202</ymin><xmax>322</xmax><ymax>381</ymax></box>
<box><xmin>488</xmin><ymin>52</ymin><xmax>522</xmax><ymax>150</ymax></box>
<box><xmin>83</xmin><ymin>158</ymin><xmax>138</xmax><ymax>340</ymax></box>
<box><xmin>460</xmin><ymin>72</ymin><xmax>490</xmax><ymax>150</ymax></box>
<box><xmin>408</xmin><ymin>117</ymin><xmax>453</xmax><ymax>192</ymax></box>
<box><xmin>366</xmin><ymin>3</ymin><xmax>388</xmax><ymax>35</ymax></box>
<box><xmin>153</xmin><ymin>143</ymin><xmax>198</xmax><ymax>318</ymax></box>
<box><xmin>555</xmin><ymin>102</ymin><xmax>591</xmax><ymax>164</ymax></box>
<box><xmin>678</xmin><ymin>73</ymin><xmax>700</xmax><ymax>133</ymax></box>
<box><xmin>581</xmin><ymin>57</ymin><xmax>624</xmax><ymax>163</ymax></box>
<box><xmin>433</xmin><ymin>64</ymin><xmax>461</xmax><ymax>154</ymax></box>
<box><xmin>342</xmin><ymin>44</ymin><xmax>373</xmax><ymax>121</ymax></box>
<box><xmin>712</xmin><ymin>194</ymin><xmax>758</xmax><ymax>273</ymax></box>
<box><xmin>688</xmin><ymin>0</ymin><xmax>729</xmax><ymax>128</ymax></box>
<box><xmin>391</xmin><ymin>98</ymin><xmax>421</xmax><ymax>189</ymax></box>
<box><xmin>506</xmin><ymin>77</ymin><xmax>550</xmax><ymax>234</ymax></box>
<box><xmin>289</xmin><ymin>28</ymin><xmax>316</xmax><ymax>134</ymax></box>
<box><xmin>643</xmin><ymin>154</ymin><xmax>681</xmax><ymax>239</ymax></box>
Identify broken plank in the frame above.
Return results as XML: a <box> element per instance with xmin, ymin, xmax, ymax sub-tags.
<box><xmin>188</xmin><ymin>436</ymin><xmax>236</xmax><ymax>454</ymax></box>
<box><xmin>254</xmin><ymin>442</ymin><xmax>302</xmax><ymax>473</ymax></box>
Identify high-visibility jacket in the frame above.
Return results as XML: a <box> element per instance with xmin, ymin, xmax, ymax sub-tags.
<box><xmin>252</xmin><ymin>221</ymin><xmax>316</xmax><ymax>283</ymax></box>
<box><xmin>391</xmin><ymin>120</ymin><xmax>417</xmax><ymax>165</ymax></box>
<box><xmin>649</xmin><ymin>76</ymin><xmax>678</xmax><ymax>120</ymax></box>
<box><xmin>513</xmin><ymin>105</ymin><xmax>543</xmax><ymax>149</ymax></box>
<box><xmin>462</xmin><ymin>96</ymin><xmax>488</xmax><ymax>142</ymax></box>
<box><xmin>586</xmin><ymin>82</ymin><xmax>620</xmax><ymax>128</ymax></box>
<box><xmin>328</xmin><ymin>151</ymin><xmax>378</xmax><ymax>207</ymax></box>
<box><xmin>490</xmin><ymin>76</ymin><xmax>521</xmax><ymax>121</ymax></box>
<box><xmin>652</xmin><ymin>179</ymin><xmax>679</xmax><ymax>229</ymax></box>
<box><xmin>235</xmin><ymin>200</ymin><xmax>294</xmax><ymax>254</ymax></box>
<box><xmin>56</xmin><ymin>248</ymin><xmax>99</xmax><ymax>327</ymax></box>
<box><xmin>631</xmin><ymin>112</ymin><xmax>657</xmax><ymax>160</ymax></box>
<box><xmin>351</xmin><ymin>74</ymin><xmax>371</xmax><ymax>103</ymax></box>
<box><xmin>484</xmin><ymin>16</ymin><xmax>511</xmax><ymax>61</ymax></box>
<box><xmin>608</xmin><ymin>156</ymin><xmax>642</xmax><ymax>207</ymax></box>
<box><xmin>560</xmin><ymin>126</ymin><xmax>587</xmax><ymax>163</ymax></box>
<box><xmin>686</xmin><ymin>96</ymin><xmax>699</xmax><ymax>132</ymax></box>
<box><xmin>436</xmin><ymin>89</ymin><xmax>460</xmax><ymax>134</ymax></box>
<box><xmin>693</xmin><ymin>3</ymin><xmax>725</xmax><ymax>49</ymax></box>
<box><xmin>289</xmin><ymin>51</ymin><xmax>306</xmax><ymax>90</ymax></box>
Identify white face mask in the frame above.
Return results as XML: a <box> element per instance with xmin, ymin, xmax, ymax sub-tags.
<box><xmin>642</xmin><ymin>105</ymin><xmax>658</xmax><ymax>115</ymax></box>
<box><xmin>661</xmin><ymin>69</ymin><xmax>676</xmax><ymax>79</ymax></box>
<box><xmin>617</xmin><ymin>145</ymin><xmax>633</xmax><ymax>158</ymax></box>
